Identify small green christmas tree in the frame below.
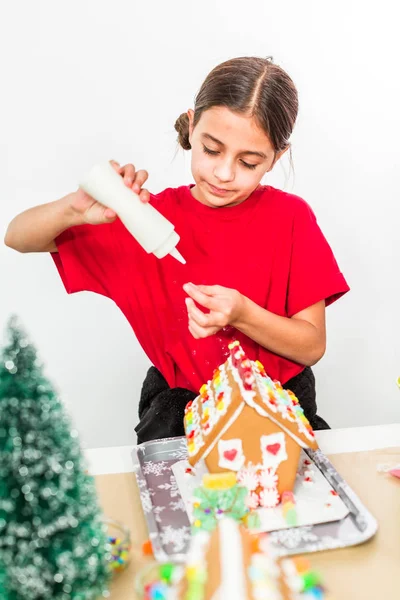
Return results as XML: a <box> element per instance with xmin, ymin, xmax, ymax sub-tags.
<box><xmin>0</xmin><ymin>316</ymin><xmax>111</xmax><ymax>599</ymax></box>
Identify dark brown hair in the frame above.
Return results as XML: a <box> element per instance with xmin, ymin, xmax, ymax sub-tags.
<box><xmin>174</xmin><ymin>56</ymin><xmax>298</xmax><ymax>159</ymax></box>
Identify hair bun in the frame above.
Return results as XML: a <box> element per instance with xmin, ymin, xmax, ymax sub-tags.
<box><xmin>174</xmin><ymin>112</ymin><xmax>191</xmax><ymax>150</ymax></box>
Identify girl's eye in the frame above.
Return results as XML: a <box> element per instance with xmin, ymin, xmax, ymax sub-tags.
<box><xmin>203</xmin><ymin>145</ymin><xmax>258</xmax><ymax>170</ymax></box>
<box><xmin>203</xmin><ymin>145</ymin><xmax>219</xmax><ymax>156</ymax></box>
<box><xmin>241</xmin><ymin>160</ymin><xmax>257</xmax><ymax>170</ymax></box>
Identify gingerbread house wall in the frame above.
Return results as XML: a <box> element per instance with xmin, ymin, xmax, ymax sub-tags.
<box><xmin>204</xmin><ymin>403</ymin><xmax>301</xmax><ymax>495</ymax></box>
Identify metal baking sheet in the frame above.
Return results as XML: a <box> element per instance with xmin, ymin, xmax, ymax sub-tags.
<box><xmin>132</xmin><ymin>436</ymin><xmax>378</xmax><ymax>562</ymax></box>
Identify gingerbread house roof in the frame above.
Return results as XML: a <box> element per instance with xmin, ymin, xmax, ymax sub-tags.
<box><xmin>184</xmin><ymin>341</ymin><xmax>318</xmax><ymax>465</ymax></box>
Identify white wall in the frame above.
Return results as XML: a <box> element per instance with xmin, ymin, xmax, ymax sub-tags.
<box><xmin>1</xmin><ymin>1</ymin><xmax>399</xmax><ymax>448</ymax></box>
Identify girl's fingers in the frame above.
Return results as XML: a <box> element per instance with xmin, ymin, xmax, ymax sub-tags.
<box><xmin>122</xmin><ymin>164</ymin><xmax>136</xmax><ymax>186</ymax></box>
<box><xmin>139</xmin><ymin>189</ymin><xmax>151</xmax><ymax>203</ymax></box>
<box><xmin>188</xmin><ymin>318</ymin><xmax>204</xmax><ymax>339</ymax></box>
<box><xmin>188</xmin><ymin>318</ymin><xmax>219</xmax><ymax>339</ymax></box>
<box><xmin>104</xmin><ymin>208</ymin><xmax>117</xmax><ymax>220</ymax></box>
<box><xmin>133</xmin><ymin>169</ymin><xmax>149</xmax><ymax>192</ymax></box>
<box><xmin>109</xmin><ymin>163</ymin><xmax>149</xmax><ymax>196</ymax></box>
<box><xmin>109</xmin><ymin>160</ymin><xmax>121</xmax><ymax>173</ymax></box>
<box><xmin>183</xmin><ymin>283</ymin><xmax>218</xmax><ymax>311</ymax></box>
<box><xmin>188</xmin><ymin>323</ymin><xmax>200</xmax><ymax>339</ymax></box>
<box><xmin>196</xmin><ymin>284</ymin><xmax>222</xmax><ymax>295</ymax></box>
<box><xmin>185</xmin><ymin>298</ymin><xmax>210</xmax><ymax>327</ymax></box>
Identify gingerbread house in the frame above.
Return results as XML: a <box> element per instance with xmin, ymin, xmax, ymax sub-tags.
<box><xmin>184</xmin><ymin>341</ymin><xmax>318</xmax><ymax>509</ymax></box>
<box><xmin>178</xmin><ymin>518</ymin><xmax>324</xmax><ymax>600</ymax></box>
<box><xmin>139</xmin><ymin>518</ymin><xmax>325</xmax><ymax>600</ymax></box>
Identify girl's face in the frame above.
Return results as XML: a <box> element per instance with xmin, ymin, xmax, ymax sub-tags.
<box><xmin>188</xmin><ymin>106</ymin><xmax>286</xmax><ymax>208</ymax></box>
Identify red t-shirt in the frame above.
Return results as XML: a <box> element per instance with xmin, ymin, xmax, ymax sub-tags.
<box><xmin>52</xmin><ymin>185</ymin><xmax>349</xmax><ymax>392</ymax></box>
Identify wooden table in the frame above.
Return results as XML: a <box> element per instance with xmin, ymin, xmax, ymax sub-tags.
<box><xmin>87</xmin><ymin>424</ymin><xmax>400</xmax><ymax>600</ymax></box>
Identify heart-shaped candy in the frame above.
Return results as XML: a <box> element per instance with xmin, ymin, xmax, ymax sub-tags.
<box><xmin>266</xmin><ymin>443</ymin><xmax>281</xmax><ymax>456</ymax></box>
<box><xmin>223</xmin><ymin>449</ymin><xmax>238</xmax><ymax>462</ymax></box>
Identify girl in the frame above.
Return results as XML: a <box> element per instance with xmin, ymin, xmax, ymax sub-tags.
<box><xmin>5</xmin><ymin>57</ymin><xmax>349</xmax><ymax>442</ymax></box>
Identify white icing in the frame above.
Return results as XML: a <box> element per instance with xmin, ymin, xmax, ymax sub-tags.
<box><xmin>227</xmin><ymin>353</ymin><xmax>311</xmax><ymax>449</ymax></box>
<box><xmin>218</xmin><ymin>438</ymin><xmax>245</xmax><ymax>471</ymax></box>
<box><xmin>186</xmin><ymin>395</ymin><xmax>205</xmax><ymax>457</ymax></box>
<box><xmin>254</xmin><ymin>369</ymin><xmax>316</xmax><ymax>445</ymax></box>
<box><xmin>201</xmin><ymin>401</ymin><xmax>245</xmax><ymax>462</ymax></box>
<box><xmin>218</xmin><ymin>519</ymin><xmax>248</xmax><ymax>600</ymax></box>
<box><xmin>201</xmin><ymin>380</ymin><xmax>215</xmax><ymax>437</ymax></box>
<box><xmin>186</xmin><ymin>529</ymin><xmax>210</xmax><ymax>563</ymax></box>
<box><xmin>214</xmin><ymin>362</ymin><xmax>233</xmax><ymax>418</ymax></box>
<box><xmin>188</xmin><ymin>362</ymin><xmax>234</xmax><ymax>458</ymax></box>
<box><xmin>227</xmin><ymin>356</ymin><xmax>257</xmax><ymax>404</ymax></box>
<box><xmin>260</xmin><ymin>432</ymin><xmax>287</xmax><ymax>468</ymax></box>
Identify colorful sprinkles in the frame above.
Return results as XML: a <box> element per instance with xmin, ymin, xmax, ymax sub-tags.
<box><xmin>108</xmin><ymin>533</ymin><xmax>130</xmax><ymax>573</ymax></box>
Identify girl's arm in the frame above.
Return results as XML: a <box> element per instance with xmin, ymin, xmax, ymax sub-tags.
<box><xmin>4</xmin><ymin>162</ymin><xmax>150</xmax><ymax>253</ymax></box>
<box><xmin>4</xmin><ymin>195</ymin><xmax>83</xmax><ymax>253</ymax></box>
<box><xmin>232</xmin><ymin>296</ymin><xmax>326</xmax><ymax>367</ymax></box>
<box><xmin>184</xmin><ymin>283</ymin><xmax>326</xmax><ymax>367</ymax></box>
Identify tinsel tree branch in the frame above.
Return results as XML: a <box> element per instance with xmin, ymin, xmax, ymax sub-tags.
<box><xmin>0</xmin><ymin>316</ymin><xmax>111</xmax><ymax>599</ymax></box>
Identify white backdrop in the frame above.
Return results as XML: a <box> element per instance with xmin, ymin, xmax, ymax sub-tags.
<box><xmin>1</xmin><ymin>1</ymin><xmax>399</xmax><ymax>448</ymax></box>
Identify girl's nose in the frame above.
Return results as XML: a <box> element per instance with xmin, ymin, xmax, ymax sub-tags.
<box><xmin>213</xmin><ymin>161</ymin><xmax>235</xmax><ymax>183</ymax></box>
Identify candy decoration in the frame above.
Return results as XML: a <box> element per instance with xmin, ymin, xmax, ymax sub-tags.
<box><xmin>142</xmin><ymin>539</ymin><xmax>154</xmax><ymax>557</ymax></box>
<box><xmin>259</xmin><ymin>487</ymin><xmax>280</xmax><ymax>508</ymax></box>
<box><xmin>184</xmin><ymin>340</ymin><xmax>319</xmax><ymax>509</ymax></box>
<box><xmin>203</xmin><ymin>472</ymin><xmax>237</xmax><ymax>490</ymax></box>
<box><xmin>266</xmin><ymin>443</ymin><xmax>281</xmax><ymax>455</ymax></box>
<box><xmin>136</xmin><ymin>533</ymin><xmax>326</xmax><ymax>600</ymax></box>
<box><xmin>302</xmin><ymin>570</ymin><xmax>324</xmax><ymax>591</ymax></box>
<box><xmin>159</xmin><ymin>562</ymin><xmax>175</xmax><ymax>583</ymax></box>
<box><xmin>191</xmin><ymin>475</ymin><xmax>260</xmax><ymax>533</ymax></box>
<box><xmin>237</xmin><ymin>465</ymin><xmax>259</xmax><ymax>492</ymax></box>
<box><xmin>223</xmin><ymin>448</ymin><xmax>238</xmax><ymax>461</ymax></box>
<box><xmin>258</xmin><ymin>467</ymin><xmax>278</xmax><ymax>489</ymax></box>
<box><xmin>247</xmin><ymin>491</ymin><xmax>260</xmax><ymax>510</ymax></box>
<box><xmin>108</xmin><ymin>533</ymin><xmax>131</xmax><ymax>573</ymax></box>
<box><xmin>282</xmin><ymin>490</ymin><xmax>298</xmax><ymax>526</ymax></box>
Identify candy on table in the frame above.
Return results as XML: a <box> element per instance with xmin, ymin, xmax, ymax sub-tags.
<box><xmin>104</xmin><ymin>518</ymin><xmax>131</xmax><ymax>574</ymax></box>
<box><xmin>108</xmin><ymin>533</ymin><xmax>131</xmax><ymax>573</ymax></box>
<box><xmin>143</xmin><ymin>581</ymin><xmax>169</xmax><ymax>600</ymax></box>
<box><xmin>138</xmin><ymin>562</ymin><xmax>182</xmax><ymax>600</ymax></box>
<box><xmin>291</xmin><ymin>557</ymin><xmax>325</xmax><ymax>598</ymax></box>
<box><xmin>142</xmin><ymin>539</ymin><xmax>154</xmax><ymax>557</ymax></box>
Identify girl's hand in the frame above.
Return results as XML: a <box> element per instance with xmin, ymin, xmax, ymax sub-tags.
<box><xmin>183</xmin><ymin>283</ymin><xmax>245</xmax><ymax>339</ymax></box>
<box><xmin>70</xmin><ymin>160</ymin><xmax>150</xmax><ymax>225</ymax></box>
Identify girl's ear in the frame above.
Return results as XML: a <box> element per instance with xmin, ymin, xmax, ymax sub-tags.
<box><xmin>267</xmin><ymin>145</ymin><xmax>290</xmax><ymax>172</ymax></box>
<box><xmin>187</xmin><ymin>109</ymin><xmax>195</xmax><ymax>143</ymax></box>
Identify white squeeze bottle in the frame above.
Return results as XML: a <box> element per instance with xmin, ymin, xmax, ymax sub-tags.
<box><xmin>78</xmin><ymin>161</ymin><xmax>186</xmax><ymax>264</ymax></box>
